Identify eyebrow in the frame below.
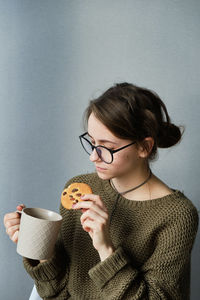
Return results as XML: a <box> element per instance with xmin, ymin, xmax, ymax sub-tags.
<box><xmin>87</xmin><ymin>132</ymin><xmax>117</xmax><ymax>145</ymax></box>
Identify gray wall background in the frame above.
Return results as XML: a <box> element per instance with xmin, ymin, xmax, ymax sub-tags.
<box><xmin>0</xmin><ymin>1</ymin><xmax>199</xmax><ymax>299</ymax></box>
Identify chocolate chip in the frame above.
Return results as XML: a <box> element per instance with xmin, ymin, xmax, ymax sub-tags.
<box><xmin>72</xmin><ymin>188</ymin><xmax>78</xmax><ymax>193</ymax></box>
<box><xmin>73</xmin><ymin>199</ymin><xmax>78</xmax><ymax>204</ymax></box>
<box><xmin>69</xmin><ymin>195</ymin><xmax>73</xmax><ymax>198</ymax></box>
<box><xmin>63</xmin><ymin>192</ymin><xmax>67</xmax><ymax>196</ymax></box>
<box><xmin>76</xmin><ymin>193</ymin><xmax>82</xmax><ymax>197</ymax></box>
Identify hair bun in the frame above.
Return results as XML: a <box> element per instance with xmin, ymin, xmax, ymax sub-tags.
<box><xmin>157</xmin><ymin>122</ymin><xmax>183</xmax><ymax>148</ymax></box>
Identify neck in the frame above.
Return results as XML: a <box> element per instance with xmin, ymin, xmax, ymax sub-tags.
<box><xmin>111</xmin><ymin>165</ymin><xmax>151</xmax><ymax>196</ymax></box>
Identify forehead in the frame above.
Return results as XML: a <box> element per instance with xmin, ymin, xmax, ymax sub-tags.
<box><xmin>87</xmin><ymin>113</ymin><xmax>118</xmax><ymax>141</ymax></box>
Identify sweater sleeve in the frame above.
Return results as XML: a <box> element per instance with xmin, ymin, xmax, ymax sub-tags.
<box><xmin>23</xmin><ymin>232</ymin><xmax>71</xmax><ymax>299</ymax></box>
<box><xmin>22</xmin><ymin>176</ymin><xmax>81</xmax><ymax>299</ymax></box>
<box><xmin>89</xmin><ymin>205</ymin><xmax>199</xmax><ymax>300</ymax></box>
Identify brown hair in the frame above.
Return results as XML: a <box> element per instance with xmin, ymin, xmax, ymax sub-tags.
<box><xmin>84</xmin><ymin>82</ymin><xmax>183</xmax><ymax>160</ymax></box>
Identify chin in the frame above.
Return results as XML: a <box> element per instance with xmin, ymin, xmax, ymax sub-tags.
<box><xmin>96</xmin><ymin>170</ymin><xmax>112</xmax><ymax>181</ymax></box>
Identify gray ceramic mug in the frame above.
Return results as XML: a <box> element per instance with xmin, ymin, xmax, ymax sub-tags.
<box><xmin>16</xmin><ymin>207</ymin><xmax>62</xmax><ymax>260</ymax></box>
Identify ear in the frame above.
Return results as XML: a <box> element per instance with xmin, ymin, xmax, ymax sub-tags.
<box><xmin>137</xmin><ymin>137</ymin><xmax>154</xmax><ymax>158</ymax></box>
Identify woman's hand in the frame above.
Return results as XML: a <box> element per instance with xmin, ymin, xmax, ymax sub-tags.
<box><xmin>4</xmin><ymin>204</ymin><xmax>25</xmax><ymax>243</ymax></box>
<box><xmin>73</xmin><ymin>194</ymin><xmax>115</xmax><ymax>261</ymax></box>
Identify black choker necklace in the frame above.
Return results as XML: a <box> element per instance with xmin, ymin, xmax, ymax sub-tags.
<box><xmin>110</xmin><ymin>170</ymin><xmax>152</xmax><ymax>196</ymax></box>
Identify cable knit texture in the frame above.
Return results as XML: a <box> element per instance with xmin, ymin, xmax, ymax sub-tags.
<box><xmin>23</xmin><ymin>173</ymin><xmax>199</xmax><ymax>300</ymax></box>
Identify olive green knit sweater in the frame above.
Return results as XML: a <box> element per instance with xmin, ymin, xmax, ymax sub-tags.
<box><xmin>23</xmin><ymin>173</ymin><xmax>199</xmax><ymax>300</ymax></box>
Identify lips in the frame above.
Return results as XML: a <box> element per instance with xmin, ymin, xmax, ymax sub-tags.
<box><xmin>96</xmin><ymin>166</ymin><xmax>107</xmax><ymax>171</ymax></box>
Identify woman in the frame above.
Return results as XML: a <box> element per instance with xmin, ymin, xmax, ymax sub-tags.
<box><xmin>4</xmin><ymin>82</ymin><xmax>199</xmax><ymax>299</ymax></box>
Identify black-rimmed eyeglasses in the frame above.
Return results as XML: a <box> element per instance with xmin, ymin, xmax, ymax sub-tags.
<box><xmin>79</xmin><ymin>132</ymin><xmax>136</xmax><ymax>164</ymax></box>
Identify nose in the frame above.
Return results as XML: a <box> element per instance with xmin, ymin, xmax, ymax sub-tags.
<box><xmin>89</xmin><ymin>148</ymin><xmax>101</xmax><ymax>162</ymax></box>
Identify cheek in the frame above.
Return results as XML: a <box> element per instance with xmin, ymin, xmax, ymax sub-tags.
<box><xmin>112</xmin><ymin>153</ymin><xmax>132</xmax><ymax>168</ymax></box>
<box><xmin>114</xmin><ymin>151</ymin><xmax>139</xmax><ymax>168</ymax></box>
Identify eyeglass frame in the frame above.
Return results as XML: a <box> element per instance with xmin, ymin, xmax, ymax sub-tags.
<box><xmin>79</xmin><ymin>132</ymin><xmax>136</xmax><ymax>164</ymax></box>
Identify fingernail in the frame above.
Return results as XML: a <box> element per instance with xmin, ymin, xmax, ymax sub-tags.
<box><xmin>17</xmin><ymin>206</ymin><xmax>23</xmax><ymax>211</ymax></box>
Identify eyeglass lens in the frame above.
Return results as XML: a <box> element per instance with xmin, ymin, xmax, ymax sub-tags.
<box><xmin>81</xmin><ymin>137</ymin><xmax>112</xmax><ymax>163</ymax></box>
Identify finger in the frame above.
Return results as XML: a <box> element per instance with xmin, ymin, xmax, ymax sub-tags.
<box><xmin>74</xmin><ymin>201</ymin><xmax>108</xmax><ymax>218</ymax></box>
<box><xmin>82</xmin><ymin>219</ymin><xmax>94</xmax><ymax>232</ymax></box>
<box><xmin>80</xmin><ymin>209</ymin><xmax>108</xmax><ymax>225</ymax></box>
<box><xmin>82</xmin><ymin>218</ymin><xmax>104</xmax><ymax>233</ymax></box>
<box><xmin>16</xmin><ymin>204</ymin><xmax>25</xmax><ymax>211</ymax></box>
<box><xmin>11</xmin><ymin>230</ymin><xmax>19</xmax><ymax>243</ymax></box>
<box><xmin>5</xmin><ymin>217</ymin><xmax>20</xmax><ymax>228</ymax></box>
<box><xmin>82</xmin><ymin>223</ymin><xmax>92</xmax><ymax>233</ymax></box>
<box><xmin>81</xmin><ymin>194</ymin><xmax>106</xmax><ymax>209</ymax></box>
<box><xmin>7</xmin><ymin>224</ymin><xmax>20</xmax><ymax>237</ymax></box>
<box><xmin>73</xmin><ymin>194</ymin><xmax>107</xmax><ymax>210</ymax></box>
<box><xmin>4</xmin><ymin>213</ymin><xmax>21</xmax><ymax>226</ymax></box>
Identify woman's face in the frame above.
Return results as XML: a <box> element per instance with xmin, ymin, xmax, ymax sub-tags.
<box><xmin>87</xmin><ymin>113</ymin><xmax>143</xmax><ymax>180</ymax></box>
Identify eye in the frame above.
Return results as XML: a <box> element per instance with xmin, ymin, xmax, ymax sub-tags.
<box><xmin>103</xmin><ymin>145</ymin><xmax>115</xmax><ymax>151</ymax></box>
<box><xmin>90</xmin><ymin>139</ymin><xmax>95</xmax><ymax>145</ymax></box>
<box><xmin>96</xmin><ymin>147</ymin><xmax>102</xmax><ymax>155</ymax></box>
